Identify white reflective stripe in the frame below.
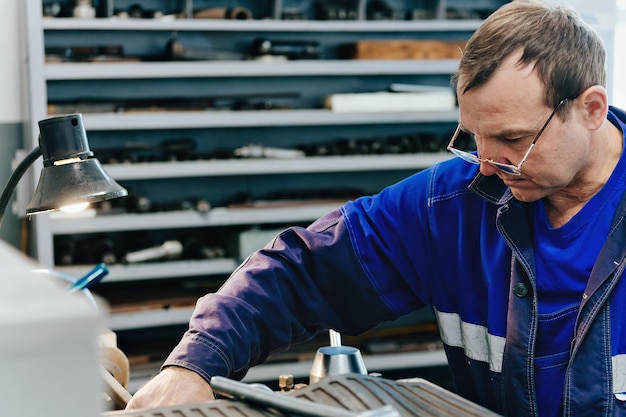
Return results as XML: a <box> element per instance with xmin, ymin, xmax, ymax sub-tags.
<box><xmin>434</xmin><ymin>308</ymin><xmax>505</xmax><ymax>373</ymax></box>
<box><xmin>612</xmin><ymin>354</ymin><xmax>626</xmax><ymax>399</ymax></box>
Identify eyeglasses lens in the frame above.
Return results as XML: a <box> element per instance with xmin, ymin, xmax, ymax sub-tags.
<box><xmin>455</xmin><ymin>130</ymin><xmax>477</xmax><ymax>152</ymax></box>
<box><xmin>449</xmin><ymin>129</ymin><xmax>479</xmax><ymax>163</ymax></box>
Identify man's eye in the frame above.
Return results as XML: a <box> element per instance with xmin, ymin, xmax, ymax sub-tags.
<box><xmin>500</xmin><ymin>136</ymin><xmax>532</xmax><ymax>151</ymax></box>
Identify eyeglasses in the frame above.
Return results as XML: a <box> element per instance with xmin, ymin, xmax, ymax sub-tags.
<box><xmin>447</xmin><ymin>97</ymin><xmax>572</xmax><ymax>176</ymax></box>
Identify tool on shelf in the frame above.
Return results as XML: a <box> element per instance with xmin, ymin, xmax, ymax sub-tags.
<box><xmin>124</xmin><ymin>240</ymin><xmax>183</xmax><ymax>264</ymax></box>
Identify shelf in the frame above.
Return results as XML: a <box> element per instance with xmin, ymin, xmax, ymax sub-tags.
<box><xmin>105</xmin><ymin>306</ymin><xmax>195</xmax><ymax>330</ymax></box>
<box><xmin>100</xmin><ymin>153</ymin><xmax>453</xmax><ymax>180</ymax></box>
<box><xmin>80</xmin><ymin>109</ymin><xmax>459</xmax><ymax>130</ymax></box>
<box><xmin>42</xmin><ymin>17</ymin><xmax>482</xmax><ymax>33</ymax></box>
<box><xmin>50</xmin><ymin>202</ymin><xmax>342</xmax><ymax>234</ymax></box>
<box><xmin>56</xmin><ymin>258</ymin><xmax>239</xmax><ymax>282</ymax></box>
<box><xmin>45</xmin><ymin>59</ymin><xmax>460</xmax><ymax>80</ymax></box>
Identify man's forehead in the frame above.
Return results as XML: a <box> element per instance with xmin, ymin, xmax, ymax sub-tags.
<box><xmin>458</xmin><ymin>62</ymin><xmax>544</xmax><ymax>112</ymax></box>
<box><xmin>456</xmin><ymin>49</ymin><xmax>538</xmax><ymax>94</ymax></box>
<box><xmin>457</xmin><ymin>78</ymin><xmax>549</xmax><ymax>136</ymax></box>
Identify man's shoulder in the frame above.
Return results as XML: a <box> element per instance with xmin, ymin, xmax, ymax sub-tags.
<box><xmin>411</xmin><ymin>156</ymin><xmax>482</xmax><ymax>198</ymax></box>
<box><xmin>609</xmin><ymin>105</ymin><xmax>626</xmax><ymax>121</ymax></box>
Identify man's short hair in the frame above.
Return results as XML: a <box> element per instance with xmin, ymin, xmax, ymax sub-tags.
<box><xmin>452</xmin><ymin>0</ymin><xmax>606</xmax><ymax>114</ymax></box>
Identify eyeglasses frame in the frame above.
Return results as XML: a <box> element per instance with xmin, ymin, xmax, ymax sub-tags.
<box><xmin>447</xmin><ymin>97</ymin><xmax>573</xmax><ymax>176</ymax></box>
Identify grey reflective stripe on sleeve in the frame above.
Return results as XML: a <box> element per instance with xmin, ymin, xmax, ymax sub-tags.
<box><xmin>434</xmin><ymin>308</ymin><xmax>506</xmax><ymax>373</ymax></box>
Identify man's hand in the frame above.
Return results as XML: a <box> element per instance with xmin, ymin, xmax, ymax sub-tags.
<box><xmin>125</xmin><ymin>366</ymin><xmax>215</xmax><ymax>410</ymax></box>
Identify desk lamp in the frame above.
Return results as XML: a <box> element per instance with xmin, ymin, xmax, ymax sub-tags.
<box><xmin>0</xmin><ymin>113</ymin><xmax>127</xmax><ymax>226</ymax></box>
<box><xmin>0</xmin><ymin>113</ymin><xmax>132</xmax><ymax>410</ymax></box>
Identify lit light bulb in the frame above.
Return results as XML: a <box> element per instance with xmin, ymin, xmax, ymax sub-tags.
<box><xmin>60</xmin><ymin>202</ymin><xmax>90</xmax><ymax>213</ymax></box>
<box><xmin>53</xmin><ymin>157</ymin><xmax>82</xmax><ymax>166</ymax></box>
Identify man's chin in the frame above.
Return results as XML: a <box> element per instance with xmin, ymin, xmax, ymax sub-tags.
<box><xmin>508</xmin><ymin>187</ymin><xmax>544</xmax><ymax>203</ymax></box>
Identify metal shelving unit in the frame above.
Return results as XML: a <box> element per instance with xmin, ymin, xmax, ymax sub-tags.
<box><xmin>24</xmin><ymin>0</ymin><xmax>505</xmax><ymax>389</ymax></box>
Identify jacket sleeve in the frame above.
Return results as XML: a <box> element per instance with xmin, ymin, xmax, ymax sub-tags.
<box><xmin>162</xmin><ymin>207</ymin><xmax>403</xmax><ymax>382</ymax></box>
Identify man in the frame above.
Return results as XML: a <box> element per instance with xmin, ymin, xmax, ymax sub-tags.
<box><xmin>127</xmin><ymin>1</ymin><xmax>626</xmax><ymax>415</ymax></box>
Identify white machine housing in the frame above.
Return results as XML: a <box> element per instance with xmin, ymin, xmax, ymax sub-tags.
<box><xmin>0</xmin><ymin>239</ymin><xmax>101</xmax><ymax>416</ymax></box>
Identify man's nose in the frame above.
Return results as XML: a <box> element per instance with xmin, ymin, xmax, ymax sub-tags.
<box><xmin>479</xmin><ymin>160</ymin><xmax>500</xmax><ymax>176</ymax></box>
<box><xmin>476</xmin><ymin>140</ymin><xmax>510</xmax><ymax>176</ymax></box>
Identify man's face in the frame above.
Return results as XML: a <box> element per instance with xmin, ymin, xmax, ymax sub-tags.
<box><xmin>456</xmin><ymin>52</ymin><xmax>588</xmax><ymax>203</ymax></box>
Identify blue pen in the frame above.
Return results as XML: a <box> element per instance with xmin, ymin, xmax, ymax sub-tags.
<box><xmin>67</xmin><ymin>263</ymin><xmax>109</xmax><ymax>294</ymax></box>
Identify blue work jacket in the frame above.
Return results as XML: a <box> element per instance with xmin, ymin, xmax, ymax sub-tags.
<box><xmin>165</xmin><ymin>108</ymin><xmax>626</xmax><ymax>417</ymax></box>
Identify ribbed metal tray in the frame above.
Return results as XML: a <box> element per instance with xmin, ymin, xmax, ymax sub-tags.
<box><xmin>106</xmin><ymin>373</ymin><xmax>501</xmax><ymax>417</ymax></box>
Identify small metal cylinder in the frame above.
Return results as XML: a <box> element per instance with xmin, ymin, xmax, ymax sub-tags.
<box><xmin>309</xmin><ymin>346</ymin><xmax>367</xmax><ymax>384</ymax></box>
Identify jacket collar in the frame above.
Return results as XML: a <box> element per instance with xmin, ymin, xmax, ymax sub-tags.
<box><xmin>469</xmin><ymin>173</ymin><xmax>513</xmax><ymax>205</ymax></box>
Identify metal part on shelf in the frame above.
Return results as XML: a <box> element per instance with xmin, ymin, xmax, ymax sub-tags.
<box><xmin>124</xmin><ymin>240</ymin><xmax>183</xmax><ymax>264</ymax></box>
<box><xmin>234</xmin><ymin>144</ymin><xmax>306</xmax><ymax>159</ymax></box>
<box><xmin>250</xmin><ymin>38</ymin><xmax>321</xmax><ymax>59</ymax></box>
<box><xmin>73</xmin><ymin>0</ymin><xmax>95</xmax><ymax>18</ymax></box>
<box><xmin>314</xmin><ymin>0</ymin><xmax>359</xmax><ymax>20</ymax></box>
<box><xmin>165</xmin><ymin>36</ymin><xmax>244</xmax><ymax>61</ymax></box>
<box><xmin>194</xmin><ymin>7</ymin><xmax>254</xmax><ymax>20</ymax></box>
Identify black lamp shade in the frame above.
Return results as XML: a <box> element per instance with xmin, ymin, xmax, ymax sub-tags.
<box><xmin>25</xmin><ymin>114</ymin><xmax>127</xmax><ymax>215</ymax></box>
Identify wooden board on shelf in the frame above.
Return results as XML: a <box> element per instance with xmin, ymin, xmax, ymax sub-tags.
<box><xmin>350</xmin><ymin>40</ymin><xmax>466</xmax><ymax>60</ymax></box>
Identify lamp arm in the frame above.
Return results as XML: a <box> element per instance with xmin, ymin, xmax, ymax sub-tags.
<box><xmin>0</xmin><ymin>146</ymin><xmax>42</xmax><ymax>226</ymax></box>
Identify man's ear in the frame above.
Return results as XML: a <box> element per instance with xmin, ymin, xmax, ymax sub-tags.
<box><xmin>578</xmin><ymin>85</ymin><xmax>608</xmax><ymax>130</ymax></box>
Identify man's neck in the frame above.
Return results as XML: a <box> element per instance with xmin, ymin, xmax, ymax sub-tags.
<box><xmin>544</xmin><ymin>122</ymin><xmax>624</xmax><ymax>228</ymax></box>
